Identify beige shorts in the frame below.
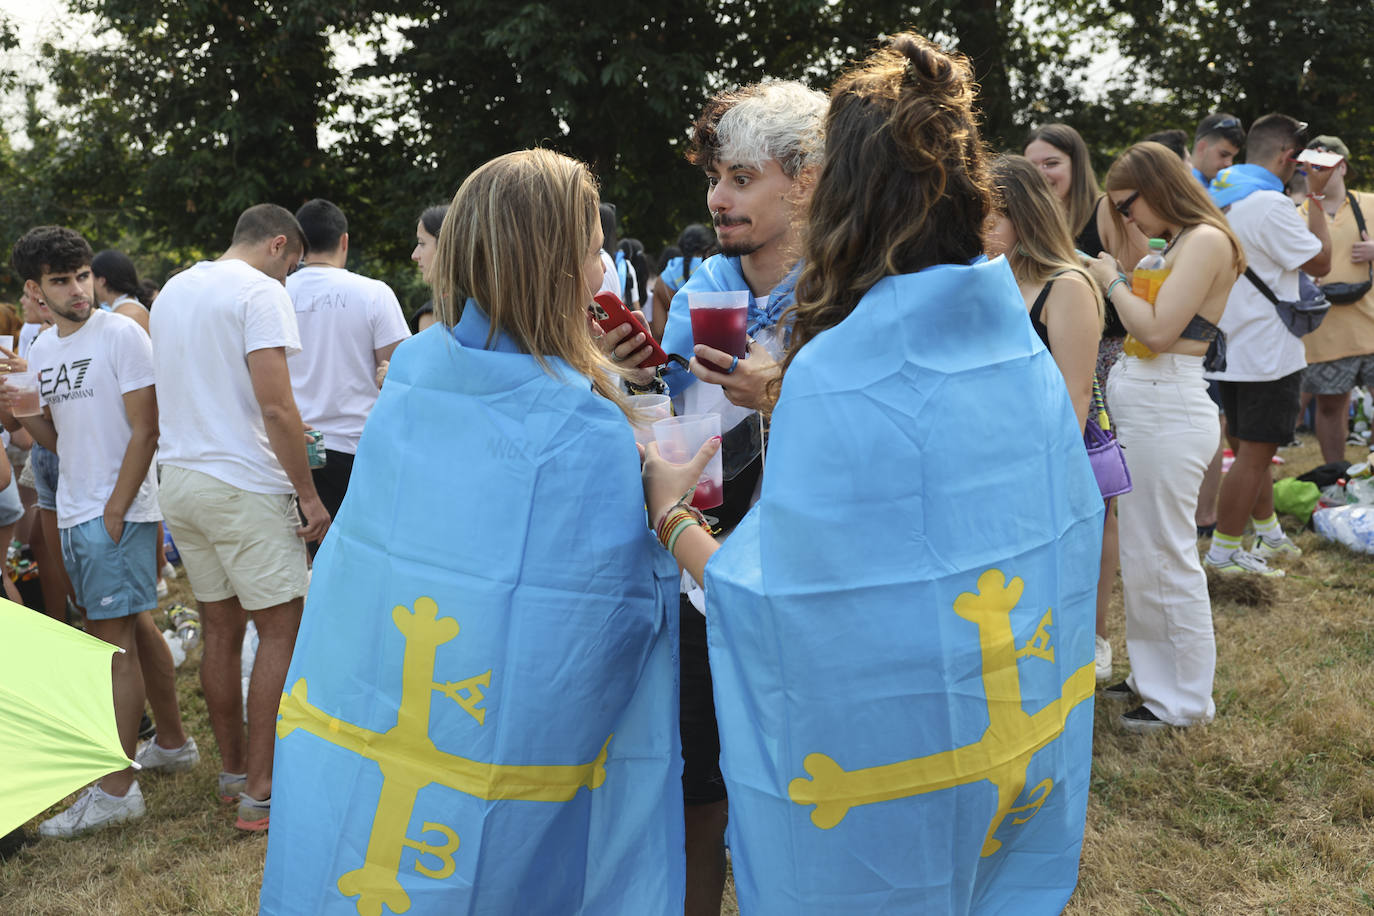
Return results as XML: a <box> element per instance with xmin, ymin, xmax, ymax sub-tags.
<box><xmin>159</xmin><ymin>464</ymin><xmax>307</xmax><ymax>611</ymax></box>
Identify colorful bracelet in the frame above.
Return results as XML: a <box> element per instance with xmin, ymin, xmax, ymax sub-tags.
<box><xmin>1105</xmin><ymin>276</ymin><xmax>1128</xmax><ymax>300</ymax></box>
<box><xmin>664</xmin><ymin>517</ymin><xmax>700</xmax><ymax>555</ymax></box>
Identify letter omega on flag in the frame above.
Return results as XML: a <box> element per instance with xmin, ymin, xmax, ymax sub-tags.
<box><xmin>276</xmin><ymin>597</ymin><xmax>612</xmax><ymax>916</ymax></box>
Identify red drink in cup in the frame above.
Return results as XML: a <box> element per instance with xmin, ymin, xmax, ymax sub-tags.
<box><xmin>688</xmin><ymin>291</ymin><xmax>749</xmax><ymax>372</ymax></box>
<box><xmin>652</xmin><ymin>414</ymin><xmax>724</xmax><ymax>510</ymax></box>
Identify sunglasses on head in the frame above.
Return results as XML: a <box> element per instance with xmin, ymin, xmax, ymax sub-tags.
<box><xmin>1114</xmin><ymin>190</ymin><xmax>1141</xmax><ymax>218</ymax></box>
<box><xmin>1200</xmin><ymin>116</ymin><xmax>1242</xmax><ymax>139</ymax></box>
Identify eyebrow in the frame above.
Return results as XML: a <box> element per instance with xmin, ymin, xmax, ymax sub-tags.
<box><xmin>725</xmin><ymin>163</ymin><xmax>758</xmax><ymax>173</ymax></box>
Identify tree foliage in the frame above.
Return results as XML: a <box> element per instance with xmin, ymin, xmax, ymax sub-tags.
<box><xmin>3</xmin><ymin>0</ymin><xmax>1373</xmax><ymax>305</ymax></box>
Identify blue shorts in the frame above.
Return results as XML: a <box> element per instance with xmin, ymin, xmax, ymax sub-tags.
<box><xmin>30</xmin><ymin>443</ymin><xmax>59</xmax><ymax>511</ymax></box>
<box><xmin>60</xmin><ymin>518</ymin><xmax>159</xmax><ymax>620</ymax></box>
<box><xmin>0</xmin><ymin>475</ymin><xmax>22</xmax><ymax>527</ymax></box>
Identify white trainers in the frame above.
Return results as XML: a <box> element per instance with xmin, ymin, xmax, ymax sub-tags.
<box><xmin>1094</xmin><ymin>635</ymin><xmax>1113</xmax><ymax>683</ymax></box>
<box><xmin>1204</xmin><ymin>549</ymin><xmax>1285</xmax><ymax>578</ymax></box>
<box><xmin>218</xmin><ymin>771</ymin><xmax>247</xmax><ymax>804</ymax></box>
<box><xmin>1252</xmin><ymin>533</ymin><xmax>1302</xmax><ymax>560</ymax></box>
<box><xmin>156</xmin><ymin>578</ymin><xmax>169</xmax><ymax>598</ymax></box>
<box><xmin>134</xmin><ymin>736</ymin><xmax>200</xmax><ymax>773</ymax></box>
<box><xmin>38</xmin><ymin>782</ymin><xmax>145</xmax><ymax>838</ymax></box>
<box><xmin>160</xmin><ymin>562</ymin><xmax>178</xmax><ymax>580</ymax></box>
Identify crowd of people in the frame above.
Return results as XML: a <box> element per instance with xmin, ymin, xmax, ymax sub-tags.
<box><xmin>5</xmin><ymin>25</ymin><xmax>1372</xmax><ymax>915</ymax></box>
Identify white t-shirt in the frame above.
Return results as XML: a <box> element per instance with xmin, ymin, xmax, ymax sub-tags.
<box><xmin>1207</xmin><ymin>189</ymin><xmax>1322</xmax><ymax>382</ymax></box>
<box><xmin>18</xmin><ymin>322</ymin><xmax>43</xmax><ymax>360</ymax></box>
<box><xmin>28</xmin><ymin>309</ymin><xmax>160</xmax><ymax>529</ymax></box>
<box><xmin>285</xmin><ymin>267</ymin><xmax>410</xmax><ymax>455</ymax></box>
<box><xmin>599</xmin><ymin>251</ymin><xmax>640</xmax><ymax>308</ymax></box>
<box><xmin>151</xmin><ymin>259</ymin><xmax>301</xmax><ymax>494</ymax></box>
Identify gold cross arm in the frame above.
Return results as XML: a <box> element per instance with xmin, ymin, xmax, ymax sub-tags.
<box><xmin>279</xmin><ymin>679</ymin><xmax>610</xmax><ymax>802</ymax></box>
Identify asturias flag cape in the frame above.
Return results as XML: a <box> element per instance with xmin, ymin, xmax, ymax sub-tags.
<box><xmin>261</xmin><ymin>308</ymin><xmax>683</xmax><ymax>915</ymax></box>
<box><xmin>705</xmin><ymin>257</ymin><xmax>1104</xmax><ymax>914</ymax></box>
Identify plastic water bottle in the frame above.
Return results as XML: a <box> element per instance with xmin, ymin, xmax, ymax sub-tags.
<box><xmin>1123</xmin><ymin>239</ymin><xmax>1170</xmax><ymax>359</ymax></box>
<box><xmin>171</xmin><ymin>605</ymin><xmax>200</xmax><ymax>650</ymax></box>
<box><xmin>163</xmin><ymin>527</ymin><xmax>180</xmax><ymax>565</ymax></box>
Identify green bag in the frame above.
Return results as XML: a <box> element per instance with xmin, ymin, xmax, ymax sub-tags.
<box><xmin>1274</xmin><ymin>477</ymin><xmax>1321</xmax><ymax>525</ymax></box>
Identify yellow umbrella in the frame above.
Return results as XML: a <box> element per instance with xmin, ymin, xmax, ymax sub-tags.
<box><xmin>0</xmin><ymin>598</ymin><xmax>133</xmax><ymax>835</ymax></box>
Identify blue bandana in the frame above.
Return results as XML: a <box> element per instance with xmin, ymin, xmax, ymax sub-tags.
<box><xmin>1209</xmin><ymin>163</ymin><xmax>1284</xmax><ymax>209</ymax></box>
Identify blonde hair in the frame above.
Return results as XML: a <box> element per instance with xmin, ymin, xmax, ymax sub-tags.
<box><xmin>432</xmin><ymin>149</ymin><xmax>629</xmax><ymax>413</ymax></box>
<box><xmin>990</xmin><ymin>154</ymin><xmax>1103</xmax><ymax>328</ymax></box>
<box><xmin>1104</xmin><ymin>141</ymin><xmax>1246</xmax><ymax>277</ymax></box>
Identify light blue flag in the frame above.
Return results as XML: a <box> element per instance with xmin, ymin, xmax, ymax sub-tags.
<box><xmin>261</xmin><ymin>307</ymin><xmax>684</xmax><ymax>916</ymax></box>
<box><xmin>705</xmin><ymin>257</ymin><xmax>1104</xmax><ymax>914</ymax></box>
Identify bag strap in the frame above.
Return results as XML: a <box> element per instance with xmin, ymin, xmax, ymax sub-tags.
<box><xmin>1244</xmin><ymin>267</ymin><xmax>1281</xmax><ymax>305</ymax></box>
<box><xmin>1348</xmin><ymin>192</ymin><xmax>1374</xmax><ymax>285</ymax></box>
<box><xmin>1090</xmin><ymin>377</ymin><xmax>1110</xmax><ymax>431</ymax></box>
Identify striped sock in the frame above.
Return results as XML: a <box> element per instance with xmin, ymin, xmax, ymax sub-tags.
<box><xmin>1252</xmin><ymin>513</ymin><xmax>1281</xmax><ymax>537</ymax></box>
<box><xmin>1207</xmin><ymin>530</ymin><xmax>1244</xmax><ymax>563</ymax></box>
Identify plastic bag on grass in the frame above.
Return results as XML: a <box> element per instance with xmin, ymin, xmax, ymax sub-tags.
<box><xmin>1312</xmin><ymin>505</ymin><xmax>1374</xmax><ymax>554</ymax></box>
<box><xmin>1274</xmin><ymin>477</ymin><xmax>1321</xmax><ymax>525</ymax></box>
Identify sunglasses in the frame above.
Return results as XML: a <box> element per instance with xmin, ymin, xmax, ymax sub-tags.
<box><xmin>1114</xmin><ymin>191</ymin><xmax>1141</xmax><ymax>218</ymax></box>
<box><xmin>1199</xmin><ymin>116</ymin><xmax>1242</xmax><ymax>140</ymax></box>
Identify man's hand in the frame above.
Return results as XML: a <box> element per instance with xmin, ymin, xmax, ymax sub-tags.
<box><xmin>103</xmin><ymin>505</ymin><xmax>125</xmax><ymax>545</ymax></box>
<box><xmin>689</xmin><ymin>340</ymin><xmax>780</xmax><ymax>411</ymax></box>
<box><xmin>0</xmin><ymin>344</ymin><xmax>26</xmax><ymax>374</ymax></box>
<box><xmin>297</xmin><ymin>494</ymin><xmax>331</xmax><ymax>544</ymax></box>
<box><xmin>375</xmin><ymin>360</ymin><xmax>389</xmax><ymax>388</ymax></box>
<box><xmin>1352</xmin><ymin>231</ymin><xmax>1374</xmax><ymax>265</ymax></box>
<box><xmin>1306</xmin><ymin>161</ymin><xmax>1337</xmax><ymax>198</ymax></box>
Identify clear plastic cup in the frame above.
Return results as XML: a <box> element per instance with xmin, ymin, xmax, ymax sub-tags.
<box><xmin>652</xmin><ymin>413</ymin><xmax>723</xmax><ymax>509</ymax></box>
<box><xmin>626</xmin><ymin>394</ymin><xmax>671</xmax><ymax>447</ymax></box>
<box><xmin>688</xmin><ymin>291</ymin><xmax>749</xmax><ymax>372</ymax></box>
<box><xmin>4</xmin><ymin>372</ymin><xmax>42</xmax><ymax>417</ymax></box>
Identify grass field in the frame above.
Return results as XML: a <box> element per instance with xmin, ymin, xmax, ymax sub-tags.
<box><xmin>3</xmin><ymin>436</ymin><xmax>1372</xmax><ymax>914</ymax></box>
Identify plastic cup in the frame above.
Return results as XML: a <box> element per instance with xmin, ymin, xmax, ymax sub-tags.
<box><xmin>688</xmin><ymin>291</ymin><xmax>749</xmax><ymax>373</ymax></box>
<box><xmin>4</xmin><ymin>372</ymin><xmax>41</xmax><ymax>417</ymax></box>
<box><xmin>652</xmin><ymin>414</ymin><xmax>723</xmax><ymax>510</ymax></box>
<box><xmin>626</xmin><ymin>394</ymin><xmax>671</xmax><ymax>447</ymax></box>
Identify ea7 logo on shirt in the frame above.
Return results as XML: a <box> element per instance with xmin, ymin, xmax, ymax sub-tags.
<box><xmin>39</xmin><ymin>358</ymin><xmax>96</xmax><ymax>403</ymax></box>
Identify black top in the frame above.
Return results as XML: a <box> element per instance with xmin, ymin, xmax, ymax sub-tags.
<box><xmin>1029</xmin><ymin>280</ymin><xmax>1054</xmax><ymax>350</ymax></box>
<box><xmin>1075</xmin><ymin>198</ymin><xmax>1127</xmax><ymax>339</ymax></box>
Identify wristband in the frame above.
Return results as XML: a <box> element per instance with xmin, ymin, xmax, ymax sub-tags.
<box><xmin>1105</xmin><ymin>277</ymin><xmax>1128</xmax><ymax>300</ymax></box>
<box><xmin>1307</xmin><ymin>193</ymin><xmax>1326</xmax><ymax>201</ymax></box>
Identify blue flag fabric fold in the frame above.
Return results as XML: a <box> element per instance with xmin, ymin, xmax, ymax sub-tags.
<box><xmin>704</xmin><ymin>257</ymin><xmax>1104</xmax><ymax>914</ymax></box>
<box><xmin>261</xmin><ymin>316</ymin><xmax>683</xmax><ymax>916</ymax></box>
<box><xmin>1208</xmin><ymin>163</ymin><xmax>1284</xmax><ymax>209</ymax></box>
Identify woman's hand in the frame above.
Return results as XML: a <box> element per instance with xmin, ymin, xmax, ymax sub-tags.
<box><xmin>641</xmin><ymin>436</ymin><xmax>721</xmax><ymax>525</ymax></box>
<box><xmin>1086</xmin><ymin>253</ymin><xmax>1122</xmax><ymax>294</ymax></box>
<box><xmin>595</xmin><ymin>312</ymin><xmax>657</xmax><ymax>387</ymax></box>
<box><xmin>0</xmin><ymin>345</ymin><xmax>27</xmax><ymax>374</ymax></box>
<box><xmin>689</xmin><ymin>339</ymin><xmax>780</xmax><ymax>412</ymax></box>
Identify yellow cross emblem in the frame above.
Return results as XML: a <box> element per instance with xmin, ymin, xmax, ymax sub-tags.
<box><xmin>277</xmin><ymin>596</ymin><xmax>612</xmax><ymax>916</ymax></box>
<box><xmin>788</xmin><ymin>568</ymin><xmax>1094</xmax><ymax>856</ymax></box>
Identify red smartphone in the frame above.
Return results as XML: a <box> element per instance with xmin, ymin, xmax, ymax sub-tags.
<box><xmin>591</xmin><ymin>291</ymin><xmax>669</xmax><ymax>369</ymax></box>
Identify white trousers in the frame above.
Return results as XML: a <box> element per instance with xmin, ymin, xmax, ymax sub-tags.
<box><xmin>1106</xmin><ymin>354</ymin><xmax>1218</xmax><ymax>726</ymax></box>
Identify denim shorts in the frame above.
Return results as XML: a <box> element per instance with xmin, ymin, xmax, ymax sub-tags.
<box><xmin>60</xmin><ymin>517</ymin><xmax>159</xmax><ymax>620</ymax></box>
<box><xmin>29</xmin><ymin>442</ymin><xmax>59</xmax><ymax>511</ymax></box>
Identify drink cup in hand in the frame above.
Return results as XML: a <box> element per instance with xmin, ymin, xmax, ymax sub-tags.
<box><xmin>688</xmin><ymin>291</ymin><xmax>749</xmax><ymax>373</ymax></box>
<box><xmin>626</xmin><ymin>394</ymin><xmax>671</xmax><ymax>447</ymax></box>
<box><xmin>652</xmin><ymin>414</ymin><xmax>724</xmax><ymax>510</ymax></box>
<box><xmin>4</xmin><ymin>372</ymin><xmax>42</xmax><ymax>417</ymax></box>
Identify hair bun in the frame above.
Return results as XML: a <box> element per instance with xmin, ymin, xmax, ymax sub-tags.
<box><xmin>887</xmin><ymin>33</ymin><xmax>963</xmax><ymax>95</ymax></box>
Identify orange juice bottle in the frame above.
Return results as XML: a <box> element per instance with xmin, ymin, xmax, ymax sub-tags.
<box><xmin>1123</xmin><ymin>238</ymin><xmax>1170</xmax><ymax>359</ymax></box>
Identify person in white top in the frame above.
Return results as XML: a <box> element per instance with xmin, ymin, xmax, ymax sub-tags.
<box><xmin>151</xmin><ymin>203</ymin><xmax>328</xmax><ymax>832</ymax></box>
<box><xmin>6</xmin><ymin>225</ymin><xmax>196</xmax><ymax>837</ymax></box>
<box><xmin>286</xmin><ymin>199</ymin><xmax>409</xmax><ymax>532</ymax></box>
<box><xmin>1204</xmin><ymin>115</ymin><xmax>1332</xmax><ymax>576</ymax></box>
<box><xmin>91</xmin><ymin>248</ymin><xmax>152</xmax><ymax>333</ymax></box>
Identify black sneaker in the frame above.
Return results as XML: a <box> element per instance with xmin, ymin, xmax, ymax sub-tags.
<box><xmin>139</xmin><ymin>712</ymin><xmax>155</xmax><ymax>741</ymax></box>
<box><xmin>1101</xmin><ymin>681</ymin><xmax>1135</xmax><ymax>702</ymax></box>
<box><xmin>1120</xmin><ymin>705</ymin><xmax>1169</xmax><ymax>734</ymax></box>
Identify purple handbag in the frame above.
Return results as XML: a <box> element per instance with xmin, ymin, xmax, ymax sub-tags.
<box><xmin>1084</xmin><ymin>379</ymin><xmax>1131</xmax><ymax>500</ymax></box>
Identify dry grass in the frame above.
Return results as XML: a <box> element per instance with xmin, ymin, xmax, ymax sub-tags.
<box><xmin>4</xmin><ymin>436</ymin><xmax>1373</xmax><ymax>914</ymax></box>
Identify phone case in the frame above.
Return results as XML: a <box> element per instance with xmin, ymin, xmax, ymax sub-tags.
<box><xmin>591</xmin><ymin>291</ymin><xmax>669</xmax><ymax>369</ymax></box>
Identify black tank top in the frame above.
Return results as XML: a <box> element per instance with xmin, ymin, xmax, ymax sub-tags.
<box><xmin>1075</xmin><ymin>198</ymin><xmax>1127</xmax><ymax>339</ymax></box>
<box><xmin>1029</xmin><ymin>281</ymin><xmax>1053</xmax><ymax>350</ymax></box>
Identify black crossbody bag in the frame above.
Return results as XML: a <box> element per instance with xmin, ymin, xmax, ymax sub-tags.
<box><xmin>1320</xmin><ymin>192</ymin><xmax>1374</xmax><ymax>304</ymax></box>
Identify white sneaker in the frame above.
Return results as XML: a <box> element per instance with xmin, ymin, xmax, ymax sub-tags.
<box><xmin>38</xmin><ymin>782</ymin><xmax>145</xmax><ymax>838</ymax></box>
<box><xmin>1204</xmin><ymin>549</ymin><xmax>1285</xmax><ymax>577</ymax></box>
<box><xmin>134</xmin><ymin>736</ymin><xmax>200</xmax><ymax>773</ymax></box>
<box><xmin>1252</xmin><ymin>533</ymin><xmax>1302</xmax><ymax>560</ymax></box>
<box><xmin>1094</xmin><ymin>635</ymin><xmax>1113</xmax><ymax>683</ymax></box>
<box><xmin>156</xmin><ymin>578</ymin><xmax>169</xmax><ymax>599</ymax></box>
<box><xmin>160</xmin><ymin>562</ymin><xmax>178</xmax><ymax>580</ymax></box>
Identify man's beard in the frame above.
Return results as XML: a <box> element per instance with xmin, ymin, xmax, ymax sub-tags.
<box><xmin>719</xmin><ymin>240</ymin><xmax>763</xmax><ymax>257</ymax></box>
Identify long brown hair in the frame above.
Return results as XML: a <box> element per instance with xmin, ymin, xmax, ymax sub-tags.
<box><xmin>432</xmin><ymin>149</ymin><xmax>629</xmax><ymax>413</ymax></box>
<box><xmin>1104</xmin><ymin>141</ymin><xmax>1246</xmax><ymax>276</ymax></box>
<box><xmin>783</xmin><ymin>33</ymin><xmax>992</xmax><ymax>376</ymax></box>
<box><xmin>1023</xmin><ymin>123</ymin><xmax>1099</xmax><ymax>237</ymax></box>
<box><xmin>990</xmin><ymin>154</ymin><xmax>1103</xmax><ymax>327</ymax></box>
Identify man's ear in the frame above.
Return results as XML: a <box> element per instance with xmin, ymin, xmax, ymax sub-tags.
<box><xmin>340</xmin><ymin>233</ymin><xmax>349</xmax><ymax>257</ymax></box>
<box><xmin>269</xmin><ymin>234</ymin><xmax>289</xmax><ymax>257</ymax></box>
<box><xmin>24</xmin><ymin>278</ymin><xmax>43</xmax><ymax>305</ymax></box>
